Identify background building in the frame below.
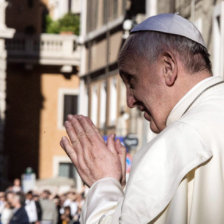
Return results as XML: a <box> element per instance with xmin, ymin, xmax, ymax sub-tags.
<box><xmin>1</xmin><ymin>0</ymin><xmax>81</xmax><ymax>190</ymax></box>
<box><xmin>0</xmin><ymin>0</ymin><xmax>15</xmax><ymax>189</ymax></box>
<box><xmin>1</xmin><ymin>0</ymin><xmax>224</xmax><ymax>191</ymax></box>
<box><xmin>79</xmin><ymin>0</ymin><xmax>224</xmax><ymax>156</ymax></box>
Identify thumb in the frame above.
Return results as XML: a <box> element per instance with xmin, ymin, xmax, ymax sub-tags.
<box><xmin>107</xmin><ymin>134</ymin><xmax>116</xmax><ymax>154</ymax></box>
<box><xmin>115</xmin><ymin>139</ymin><xmax>126</xmax><ymax>187</ymax></box>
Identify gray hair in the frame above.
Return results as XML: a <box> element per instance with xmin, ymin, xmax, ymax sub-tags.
<box><xmin>118</xmin><ymin>31</ymin><xmax>212</xmax><ymax>74</ymax></box>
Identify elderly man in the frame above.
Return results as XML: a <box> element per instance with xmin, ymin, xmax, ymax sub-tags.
<box><xmin>60</xmin><ymin>14</ymin><xmax>224</xmax><ymax>223</ymax></box>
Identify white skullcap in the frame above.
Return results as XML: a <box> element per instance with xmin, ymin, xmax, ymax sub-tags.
<box><xmin>131</xmin><ymin>13</ymin><xmax>206</xmax><ymax>48</ymax></box>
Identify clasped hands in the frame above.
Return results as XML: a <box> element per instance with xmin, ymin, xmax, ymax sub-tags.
<box><xmin>60</xmin><ymin>115</ymin><xmax>126</xmax><ymax>187</ymax></box>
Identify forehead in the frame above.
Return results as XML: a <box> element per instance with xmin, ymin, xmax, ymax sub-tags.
<box><xmin>119</xmin><ymin>57</ymin><xmax>139</xmax><ymax>80</ymax></box>
<box><xmin>119</xmin><ymin>53</ymin><xmax>151</xmax><ymax>78</ymax></box>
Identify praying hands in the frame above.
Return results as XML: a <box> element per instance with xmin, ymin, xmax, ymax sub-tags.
<box><xmin>60</xmin><ymin>115</ymin><xmax>126</xmax><ymax>187</ymax></box>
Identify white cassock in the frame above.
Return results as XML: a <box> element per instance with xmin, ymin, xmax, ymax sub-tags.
<box><xmin>81</xmin><ymin>76</ymin><xmax>224</xmax><ymax>224</ymax></box>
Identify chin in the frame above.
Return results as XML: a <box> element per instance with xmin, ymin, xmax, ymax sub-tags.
<box><xmin>150</xmin><ymin>122</ymin><xmax>161</xmax><ymax>134</ymax></box>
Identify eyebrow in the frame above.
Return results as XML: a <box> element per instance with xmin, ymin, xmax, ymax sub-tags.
<box><xmin>119</xmin><ymin>70</ymin><xmax>135</xmax><ymax>79</ymax></box>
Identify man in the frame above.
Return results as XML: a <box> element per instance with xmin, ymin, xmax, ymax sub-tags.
<box><xmin>39</xmin><ymin>190</ymin><xmax>58</xmax><ymax>224</ymax></box>
<box><xmin>1</xmin><ymin>191</ymin><xmax>14</xmax><ymax>224</ymax></box>
<box><xmin>11</xmin><ymin>178</ymin><xmax>22</xmax><ymax>193</ymax></box>
<box><xmin>9</xmin><ymin>192</ymin><xmax>29</xmax><ymax>224</ymax></box>
<box><xmin>25</xmin><ymin>191</ymin><xmax>39</xmax><ymax>224</ymax></box>
<box><xmin>0</xmin><ymin>192</ymin><xmax>5</xmax><ymax>224</ymax></box>
<box><xmin>63</xmin><ymin>191</ymin><xmax>78</xmax><ymax>217</ymax></box>
<box><xmin>60</xmin><ymin>14</ymin><xmax>224</xmax><ymax>223</ymax></box>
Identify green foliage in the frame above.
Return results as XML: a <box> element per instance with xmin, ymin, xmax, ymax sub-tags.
<box><xmin>45</xmin><ymin>13</ymin><xmax>80</xmax><ymax>35</ymax></box>
<box><xmin>45</xmin><ymin>15</ymin><xmax>60</xmax><ymax>34</ymax></box>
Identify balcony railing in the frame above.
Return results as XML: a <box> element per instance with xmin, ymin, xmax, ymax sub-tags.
<box><xmin>6</xmin><ymin>33</ymin><xmax>80</xmax><ymax>66</ymax></box>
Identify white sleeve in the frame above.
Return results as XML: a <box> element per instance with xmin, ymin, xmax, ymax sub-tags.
<box><xmin>80</xmin><ymin>177</ymin><xmax>124</xmax><ymax>224</ymax></box>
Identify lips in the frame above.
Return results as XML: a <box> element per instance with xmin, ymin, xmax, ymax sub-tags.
<box><xmin>137</xmin><ymin>104</ymin><xmax>151</xmax><ymax>121</ymax></box>
<box><xmin>144</xmin><ymin>112</ymin><xmax>151</xmax><ymax>121</ymax></box>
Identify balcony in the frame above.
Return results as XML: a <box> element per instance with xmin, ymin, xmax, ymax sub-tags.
<box><xmin>6</xmin><ymin>33</ymin><xmax>80</xmax><ymax>67</ymax></box>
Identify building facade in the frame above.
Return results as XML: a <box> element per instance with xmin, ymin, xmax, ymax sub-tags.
<box><xmin>1</xmin><ymin>0</ymin><xmax>81</xmax><ymax>190</ymax></box>
<box><xmin>0</xmin><ymin>0</ymin><xmax>15</xmax><ymax>188</ymax></box>
<box><xmin>79</xmin><ymin>0</ymin><xmax>145</xmax><ymax>154</ymax></box>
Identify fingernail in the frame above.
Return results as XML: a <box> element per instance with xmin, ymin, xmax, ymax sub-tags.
<box><xmin>77</xmin><ymin>115</ymin><xmax>82</xmax><ymax>120</ymax></box>
<box><xmin>64</xmin><ymin>121</ymin><xmax>70</xmax><ymax>127</ymax></box>
<box><xmin>67</xmin><ymin>114</ymin><xmax>73</xmax><ymax>120</ymax></box>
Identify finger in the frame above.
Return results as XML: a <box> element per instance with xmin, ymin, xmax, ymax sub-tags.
<box><xmin>77</xmin><ymin>116</ymin><xmax>105</xmax><ymax>146</ymax></box>
<box><xmin>116</xmin><ymin>139</ymin><xmax>126</xmax><ymax>186</ymax></box>
<box><xmin>60</xmin><ymin>136</ymin><xmax>92</xmax><ymax>187</ymax></box>
<box><xmin>107</xmin><ymin>134</ymin><xmax>117</xmax><ymax>154</ymax></box>
<box><xmin>67</xmin><ymin>114</ymin><xmax>74</xmax><ymax>121</ymax></box>
<box><xmin>70</xmin><ymin>116</ymin><xmax>92</xmax><ymax>149</ymax></box>
<box><xmin>83</xmin><ymin>116</ymin><xmax>105</xmax><ymax>143</ymax></box>
<box><xmin>64</xmin><ymin>121</ymin><xmax>80</xmax><ymax>148</ymax></box>
<box><xmin>60</xmin><ymin>136</ymin><xmax>78</xmax><ymax>165</ymax></box>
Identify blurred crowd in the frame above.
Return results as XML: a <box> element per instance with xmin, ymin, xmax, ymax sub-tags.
<box><xmin>0</xmin><ymin>179</ymin><xmax>86</xmax><ymax>224</ymax></box>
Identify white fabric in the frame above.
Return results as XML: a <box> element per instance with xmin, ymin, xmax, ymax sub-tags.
<box><xmin>1</xmin><ymin>207</ymin><xmax>13</xmax><ymax>224</ymax></box>
<box><xmin>0</xmin><ymin>201</ymin><xmax>5</xmax><ymax>214</ymax></box>
<box><xmin>63</xmin><ymin>199</ymin><xmax>78</xmax><ymax>216</ymax></box>
<box><xmin>25</xmin><ymin>199</ymin><xmax>38</xmax><ymax>222</ymax></box>
<box><xmin>81</xmin><ymin>76</ymin><xmax>224</xmax><ymax>224</ymax></box>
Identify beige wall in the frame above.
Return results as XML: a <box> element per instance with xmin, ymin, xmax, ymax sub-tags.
<box><xmin>86</xmin><ymin>31</ymin><xmax>123</xmax><ymax>73</ymax></box>
<box><xmin>39</xmin><ymin>73</ymin><xmax>79</xmax><ymax>179</ymax></box>
<box><xmin>109</xmin><ymin>31</ymin><xmax>123</xmax><ymax>64</ymax></box>
<box><xmin>91</xmin><ymin>39</ymin><xmax>107</xmax><ymax>71</ymax></box>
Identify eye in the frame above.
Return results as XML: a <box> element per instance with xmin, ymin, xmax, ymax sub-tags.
<box><xmin>127</xmin><ymin>75</ymin><xmax>135</xmax><ymax>89</ymax></box>
<box><xmin>129</xmin><ymin>82</ymin><xmax>134</xmax><ymax>89</ymax></box>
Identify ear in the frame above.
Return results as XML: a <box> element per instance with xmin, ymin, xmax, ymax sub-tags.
<box><xmin>162</xmin><ymin>52</ymin><xmax>178</xmax><ymax>86</ymax></box>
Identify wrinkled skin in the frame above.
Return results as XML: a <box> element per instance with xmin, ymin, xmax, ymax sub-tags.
<box><xmin>60</xmin><ymin>115</ymin><xmax>126</xmax><ymax>187</ymax></box>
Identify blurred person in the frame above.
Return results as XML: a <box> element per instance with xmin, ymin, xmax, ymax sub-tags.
<box><xmin>53</xmin><ymin>195</ymin><xmax>62</xmax><ymax>224</ymax></box>
<box><xmin>75</xmin><ymin>194</ymin><xmax>84</xmax><ymax>210</ymax></box>
<box><xmin>1</xmin><ymin>191</ymin><xmax>14</xmax><ymax>224</ymax></box>
<box><xmin>39</xmin><ymin>190</ymin><xmax>57</xmax><ymax>224</ymax></box>
<box><xmin>60</xmin><ymin>206</ymin><xmax>72</xmax><ymax>224</ymax></box>
<box><xmin>58</xmin><ymin>194</ymin><xmax>67</xmax><ymax>222</ymax></box>
<box><xmin>0</xmin><ymin>192</ymin><xmax>5</xmax><ymax>223</ymax></box>
<box><xmin>63</xmin><ymin>192</ymin><xmax>77</xmax><ymax>218</ymax></box>
<box><xmin>9</xmin><ymin>192</ymin><xmax>29</xmax><ymax>224</ymax></box>
<box><xmin>72</xmin><ymin>205</ymin><xmax>81</xmax><ymax>224</ymax></box>
<box><xmin>11</xmin><ymin>179</ymin><xmax>22</xmax><ymax>193</ymax></box>
<box><xmin>25</xmin><ymin>191</ymin><xmax>39</xmax><ymax>224</ymax></box>
<box><xmin>33</xmin><ymin>194</ymin><xmax>42</xmax><ymax>223</ymax></box>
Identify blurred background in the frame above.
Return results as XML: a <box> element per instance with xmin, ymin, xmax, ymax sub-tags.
<box><xmin>0</xmin><ymin>0</ymin><xmax>223</xmax><ymax>222</ymax></box>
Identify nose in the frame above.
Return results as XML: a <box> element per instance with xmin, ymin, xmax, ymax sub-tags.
<box><xmin>126</xmin><ymin>88</ymin><xmax>137</xmax><ymax>108</ymax></box>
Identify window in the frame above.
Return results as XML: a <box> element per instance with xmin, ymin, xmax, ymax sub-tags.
<box><xmin>59</xmin><ymin>162</ymin><xmax>77</xmax><ymax>179</ymax></box>
<box><xmin>122</xmin><ymin>0</ymin><xmax>126</xmax><ymax>15</ymax></box>
<box><xmin>103</xmin><ymin>0</ymin><xmax>109</xmax><ymax>24</ymax></box>
<box><xmin>58</xmin><ymin>89</ymin><xmax>79</xmax><ymax>129</ymax></box>
<box><xmin>113</xmin><ymin>0</ymin><xmax>118</xmax><ymax>19</ymax></box>
<box><xmin>87</xmin><ymin>0</ymin><xmax>99</xmax><ymax>32</ymax></box>
<box><xmin>63</xmin><ymin>94</ymin><xmax>78</xmax><ymax>124</ymax></box>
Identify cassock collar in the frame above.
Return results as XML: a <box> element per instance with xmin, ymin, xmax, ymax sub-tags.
<box><xmin>166</xmin><ymin>76</ymin><xmax>224</xmax><ymax>127</ymax></box>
